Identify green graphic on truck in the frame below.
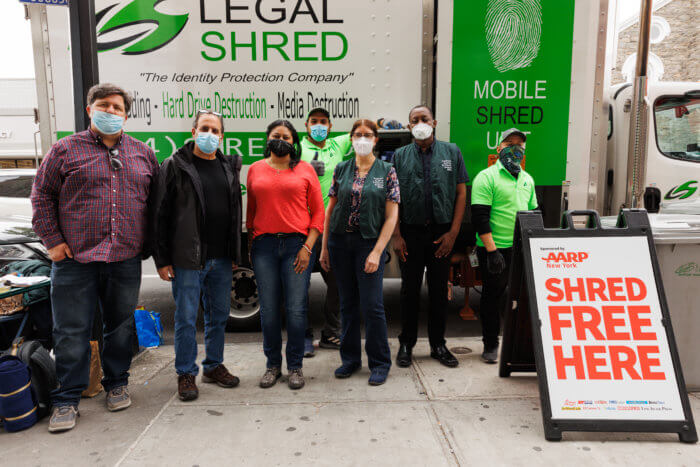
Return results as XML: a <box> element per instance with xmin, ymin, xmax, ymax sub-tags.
<box><xmin>450</xmin><ymin>0</ymin><xmax>575</xmax><ymax>186</ymax></box>
<box><xmin>97</xmin><ymin>0</ymin><xmax>189</xmax><ymax>55</ymax></box>
<box><xmin>664</xmin><ymin>180</ymin><xmax>698</xmax><ymax>200</ymax></box>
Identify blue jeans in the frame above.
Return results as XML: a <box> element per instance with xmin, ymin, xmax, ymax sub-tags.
<box><xmin>172</xmin><ymin>258</ymin><xmax>233</xmax><ymax>376</ymax></box>
<box><xmin>50</xmin><ymin>255</ymin><xmax>141</xmax><ymax>407</ymax></box>
<box><xmin>328</xmin><ymin>232</ymin><xmax>391</xmax><ymax>373</ymax></box>
<box><xmin>252</xmin><ymin>235</ymin><xmax>314</xmax><ymax>370</ymax></box>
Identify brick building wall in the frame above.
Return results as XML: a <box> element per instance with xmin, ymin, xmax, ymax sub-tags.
<box><xmin>612</xmin><ymin>0</ymin><xmax>699</xmax><ymax>84</ymax></box>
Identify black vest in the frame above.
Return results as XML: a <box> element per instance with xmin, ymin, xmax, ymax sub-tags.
<box><xmin>330</xmin><ymin>158</ymin><xmax>394</xmax><ymax>239</ymax></box>
<box><xmin>393</xmin><ymin>140</ymin><xmax>461</xmax><ymax>224</ymax></box>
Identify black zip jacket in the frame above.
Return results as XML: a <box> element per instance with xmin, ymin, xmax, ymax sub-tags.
<box><xmin>151</xmin><ymin>142</ymin><xmax>242</xmax><ymax>269</ymax></box>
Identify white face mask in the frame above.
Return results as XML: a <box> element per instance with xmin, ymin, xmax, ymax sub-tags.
<box><xmin>411</xmin><ymin>122</ymin><xmax>433</xmax><ymax>140</ymax></box>
<box><xmin>352</xmin><ymin>137</ymin><xmax>374</xmax><ymax>156</ymax></box>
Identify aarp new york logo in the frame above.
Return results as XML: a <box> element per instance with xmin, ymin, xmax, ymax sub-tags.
<box><xmin>96</xmin><ymin>0</ymin><xmax>189</xmax><ymax>55</ymax></box>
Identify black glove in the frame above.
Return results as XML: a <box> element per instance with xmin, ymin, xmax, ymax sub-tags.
<box><xmin>486</xmin><ymin>249</ymin><xmax>506</xmax><ymax>275</ymax></box>
<box><xmin>310</xmin><ymin>151</ymin><xmax>325</xmax><ymax>176</ymax></box>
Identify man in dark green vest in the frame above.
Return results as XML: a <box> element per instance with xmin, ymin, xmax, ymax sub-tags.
<box><xmin>392</xmin><ymin>105</ymin><xmax>468</xmax><ymax>368</ymax></box>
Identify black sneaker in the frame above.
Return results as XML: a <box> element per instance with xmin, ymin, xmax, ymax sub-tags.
<box><xmin>481</xmin><ymin>344</ymin><xmax>499</xmax><ymax>364</ymax></box>
<box><xmin>319</xmin><ymin>333</ymin><xmax>341</xmax><ymax>350</ymax></box>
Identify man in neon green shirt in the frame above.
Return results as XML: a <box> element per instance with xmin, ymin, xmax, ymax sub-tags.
<box><xmin>299</xmin><ymin>107</ymin><xmax>353</xmax><ymax>356</ymax></box>
<box><xmin>471</xmin><ymin>128</ymin><xmax>538</xmax><ymax>364</ymax></box>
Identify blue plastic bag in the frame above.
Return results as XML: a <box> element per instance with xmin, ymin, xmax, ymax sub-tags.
<box><xmin>134</xmin><ymin>308</ymin><xmax>163</xmax><ymax>348</ymax></box>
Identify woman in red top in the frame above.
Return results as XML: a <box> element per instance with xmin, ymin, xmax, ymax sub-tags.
<box><xmin>246</xmin><ymin>120</ymin><xmax>324</xmax><ymax>390</ymax></box>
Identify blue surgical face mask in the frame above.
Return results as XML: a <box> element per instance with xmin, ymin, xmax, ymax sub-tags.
<box><xmin>91</xmin><ymin>110</ymin><xmax>124</xmax><ymax>135</ymax></box>
<box><xmin>195</xmin><ymin>131</ymin><xmax>220</xmax><ymax>154</ymax></box>
<box><xmin>309</xmin><ymin>124</ymin><xmax>328</xmax><ymax>142</ymax></box>
<box><xmin>498</xmin><ymin>145</ymin><xmax>525</xmax><ymax>175</ymax></box>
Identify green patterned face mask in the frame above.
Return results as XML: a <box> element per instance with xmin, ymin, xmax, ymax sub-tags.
<box><xmin>499</xmin><ymin>145</ymin><xmax>525</xmax><ymax>174</ymax></box>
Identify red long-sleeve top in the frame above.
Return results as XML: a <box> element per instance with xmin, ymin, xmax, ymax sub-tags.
<box><xmin>246</xmin><ymin>159</ymin><xmax>325</xmax><ymax>238</ymax></box>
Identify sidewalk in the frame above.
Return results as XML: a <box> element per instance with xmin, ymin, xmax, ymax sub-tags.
<box><xmin>2</xmin><ymin>337</ymin><xmax>698</xmax><ymax>466</ymax></box>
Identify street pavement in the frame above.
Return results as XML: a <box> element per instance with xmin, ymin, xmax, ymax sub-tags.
<box><xmin>2</xmin><ymin>338</ymin><xmax>698</xmax><ymax>466</ymax></box>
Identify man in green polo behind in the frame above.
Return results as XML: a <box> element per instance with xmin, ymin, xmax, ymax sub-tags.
<box><xmin>471</xmin><ymin>128</ymin><xmax>538</xmax><ymax>364</ymax></box>
<box><xmin>299</xmin><ymin>107</ymin><xmax>353</xmax><ymax>357</ymax></box>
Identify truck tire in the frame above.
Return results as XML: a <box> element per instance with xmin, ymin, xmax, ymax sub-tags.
<box><xmin>226</xmin><ymin>266</ymin><xmax>261</xmax><ymax>332</ymax></box>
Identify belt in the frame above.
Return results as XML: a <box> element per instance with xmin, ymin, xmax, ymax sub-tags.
<box><xmin>259</xmin><ymin>232</ymin><xmax>306</xmax><ymax>239</ymax></box>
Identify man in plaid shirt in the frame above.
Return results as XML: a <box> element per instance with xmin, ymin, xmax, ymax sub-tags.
<box><xmin>31</xmin><ymin>83</ymin><xmax>159</xmax><ymax>433</ymax></box>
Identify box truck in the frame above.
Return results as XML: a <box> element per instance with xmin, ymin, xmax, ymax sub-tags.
<box><xmin>23</xmin><ymin>0</ymin><xmax>699</xmax><ymax>328</ymax></box>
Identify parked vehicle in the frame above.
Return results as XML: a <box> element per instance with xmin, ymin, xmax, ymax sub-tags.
<box><xmin>23</xmin><ymin>0</ymin><xmax>698</xmax><ymax>329</ymax></box>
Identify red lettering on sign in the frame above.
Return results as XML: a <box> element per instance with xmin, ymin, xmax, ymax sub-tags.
<box><xmin>554</xmin><ymin>345</ymin><xmax>585</xmax><ymax>379</ymax></box>
<box><xmin>584</xmin><ymin>345</ymin><xmax>611</xmax><ymax>379</ymax></box>
<box><xmin>586</xmin><ymin>278</ymin><xmax>608</xmax><ymax>301</ymax></box>
<box><xmin>607</xmin><ymin>277</ymin><xmax>626</xmax><ymax>301</ymax></box>
<box><xmin>629</xmin><ymin>306</ymin><xmax>656</xmax><ymax>340</ymax></box>
<box><xmin>549</xmin><ymin>306</ymin><xmax>571</xmax><ymax>340</ymax></box>
<box><xmin>545</xmin><ymin>278</ymin><xmax>564</xmax><ymax>302</ymax></box>
<box><xmin>564</xmin><ymin>278</ymin><xmax>587</xmax><ymax>301</ymax></box>
<box><xmin>573</xmin><ymin>306</ymin><xmax>605</xmax><ymax>340</ymax></box>
<box><xmin>608</xmin><ymin>345</ymin><xmax>642</xmax><ymax>380</ymax></box>
<box><xmin>625</xmin><ymin>277</ymin><xmax>647</xmax><ymax>301</ymax></box>
<box><xmin>602</xmin><ymin>306</ymin><xmax>630</xmax><ymax>340</ymax></box>
<box><xmin>638</xmin><ymin>345</ymin><xmax>665</xmax><ymax>380</ymax></box>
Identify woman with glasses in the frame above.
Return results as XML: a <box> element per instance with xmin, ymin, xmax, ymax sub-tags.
<box><xmin>319</xmin><ymin>119</ymin><xmax>400</xmax><ymax>386</ymax></box>
<box><xmin>246</xmin><ymin>119</ymin><xmax>325</xmax><ymax>390</ymax></box>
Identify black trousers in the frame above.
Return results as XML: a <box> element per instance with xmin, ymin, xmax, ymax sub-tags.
<box><xmin>475</xmin><ymin>246</ymin><xmax>513</xmax><ymax>347</ymax></box>
<box><xmin>398</xmin><ymin>223</ymin><xmax>451</xmax><ymax>348</ymax></box>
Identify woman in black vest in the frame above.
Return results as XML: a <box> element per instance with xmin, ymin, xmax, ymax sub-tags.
<box><xmin>319</xmin><ymin>119</ymin><xmax>400</xmax><ymax>386</ymax></box>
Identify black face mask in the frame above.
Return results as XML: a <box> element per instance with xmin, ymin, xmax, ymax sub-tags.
<box><xmin>266</xmin><ymin>138</ymin><xmax>295</xmax><ymax>158</ymax></box>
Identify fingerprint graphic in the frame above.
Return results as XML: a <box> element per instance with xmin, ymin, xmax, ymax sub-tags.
<box><xmin>485</xmin><ymin>0</ymin><xmax>542</xmax><ymax>72</ymax></box>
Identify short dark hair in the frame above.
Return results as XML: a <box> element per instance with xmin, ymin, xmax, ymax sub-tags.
<box><xmin>87</xmin><ymin>83</ymin><xmax>132</xmax><ymax>114</ymax></box>
<box><xmin>408</xmin><ymin>104</ymin><xmax>434</xmax><ymax>120</ymax></box>
<box><xmin>306</xmin><ymin>107</ymin><xmax>330</xmax><ymax>122</ymax></box>
<box><xmin>193</xmin><ymin>110</ymin><xmax>225</xmax><ymax>133</ymax></box>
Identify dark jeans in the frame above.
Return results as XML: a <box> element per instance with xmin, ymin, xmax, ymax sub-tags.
<box><xmin>398</xmin><ymin>223</ymin><xmax>451</xmax><ymax>348</ymax></box>
<box><xmin>475</xmin><ymin>246</ymin><xmax>513</xmax><ymax>347</ymax></box>
<box><xmin>50</xmin><ymin>255</ymin><xmax>141</xmax><ymax>407</ymax></box>
<box><xmin>306</xmin><ymin>239</ymin><xmax>341</xmax><ymax>339</ymax></box>
<box><xmin>172</xmin><ymin>258</ymin><xmax>233</xmax><ymax>376</ymax></box>
<box><xmin>252</xmin><ymin>235</ymin><xmax>314</xmax><ymax>370</ymax></box>
<box><xmin>328</xmin><ymin>232</ymin><xmax>391</xmax><ymax>373</ymax></box>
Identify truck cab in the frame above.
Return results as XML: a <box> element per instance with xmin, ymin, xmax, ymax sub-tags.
<box><xmin>606</xmin><ymin>82</ymin><xmax>700</xmax><ymax>215</ymax></box>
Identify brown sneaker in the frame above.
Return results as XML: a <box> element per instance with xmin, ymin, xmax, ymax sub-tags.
<box><xmin>288</xmin><ymin>368</ymin><xmax>305</xmax><ymax>390</ymax></box>
<box><xmin>259</xmin><ymin>367</ymin><xmax>281</xmax><ymax>388</ymax></box>
<box><xmin>202</xmin><ymin>364</ymin><xmax>240</xmax><ymax>388</ymax></box>
<box><xmin>177</xmin><ymin>374</ymin><xmax>199</xmax><ymax>401</ymax></box>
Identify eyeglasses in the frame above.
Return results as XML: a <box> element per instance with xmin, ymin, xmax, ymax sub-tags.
<box><xmin>197</xmin><ymin>109</ymin><xmax>222</xmax><ymax>117</ymax></box>
<box><xmin>108</xmin><ymin>147</ymin><xmax>123</xmax><ymax>171</ymax></box>
<box><xmin>352</xmin><ymin>133</ymin><xmax>375</xmax><ymax>139</ymax></box>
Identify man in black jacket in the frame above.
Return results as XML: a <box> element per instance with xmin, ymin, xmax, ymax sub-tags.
<box><xmin>151</xmin><ymin>110</ymin><xmax>242</xmax><ymax>401</ymax></box>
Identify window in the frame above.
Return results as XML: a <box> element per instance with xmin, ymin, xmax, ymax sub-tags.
<box><xmin>0</xmin><ymin>175</ymin><xmax>34</xmax><ymax>198</ymax></box>
<box><xmin>654</xmin><ymin>93</ymin><xmax>700</xmax><ymax>162</ymax></box>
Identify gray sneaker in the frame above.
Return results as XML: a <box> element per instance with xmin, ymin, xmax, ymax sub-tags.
<box><xmin>288</xmin><ymin>369</ymin><xmax>305</xmax><ymax>390</ymax></box>
<box><xmin>48</xmin><ymin>405</ymin><xmax>79</xmax><ymax>433</ymax></box>
<box><xmin>259</xmin><ymin>367</ymin><xmax>282</xmax><ymax>388</ymax></box>
<box><xmin>481</xmin><ymin>344</ymin><xmax>499</xmax><ymax>364</ymax></box>
<box><xmin>106</xmin><ymin>386</ymin><xmax>131</xmax><ymax>412</ymax></box>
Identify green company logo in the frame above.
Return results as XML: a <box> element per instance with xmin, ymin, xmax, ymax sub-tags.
<box><xmin>485</xmin><ymin>0</ymin><xmax>542</xmax><ymax>72</ymax></box>
<box><xmin>665</xmin><ymin>180</ymin><xmax>698</xmax><ymax>200</ymax></box>
<box><xmin>675</xmin><ymin>262</ymin><xmax>700</xmax><ymax>277</ymax></box>
<box><xmin>96</xmin><ymin>0</ymin><xmax>188</xmax><ymax>55</ymax></box>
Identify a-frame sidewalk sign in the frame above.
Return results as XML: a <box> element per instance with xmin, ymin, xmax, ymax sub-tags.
<box><xmin>499</xmin><ymin>209</ymin><xmax>697</xmax><ymax>443</ymax></box>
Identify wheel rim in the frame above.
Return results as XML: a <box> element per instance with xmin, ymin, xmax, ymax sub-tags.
<box><xmin>230</xmin><ymin>267</ymin><xmax>260</xmax><ymax>319</ymax></box>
